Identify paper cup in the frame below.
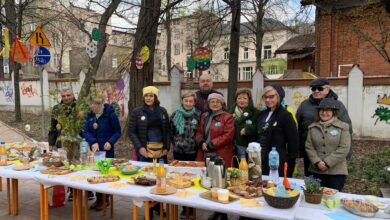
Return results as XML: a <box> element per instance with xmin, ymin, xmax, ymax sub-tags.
<box><xmin>217</xmin><ymin>189</ymin><xmax>229</xmax><ymax>203</ymax></box>
<box><xmin>211</xmin><ymin>188</ymin><xmax>219</xmax><ymax>200</ymax></box>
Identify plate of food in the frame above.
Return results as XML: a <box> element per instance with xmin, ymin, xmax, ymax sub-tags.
<box><xmin>87</xmin><ymin>175</ymin><xmax>120</xmax><ymax>184</ymax></box>
<box><xmin>228</xmin><ymin>179</ymin><xmax>267</xmax><ymax>198</ymax></box>
<box><xmin>128</xmin><ymin>175</ymin><xmax>156</xmax><ymax>186</ymax></box>
<box><xmin>119</xmin><ymin>165</ymin><xmax>141</xmax><ymax>175</ymax></box>
<box><xmin>167</xmin><ymin>175</ymin><xmax>193</xmax><ymax>188</ymax></box>
<box><xmin>342</xmin><ymin>199</ymin><xmax>379</xmax><ymax>217</ymax></box>
<box><xmin>169</xmin><ymin>160</ymin><xmax>205</xmax><ymax>167</ymax></box>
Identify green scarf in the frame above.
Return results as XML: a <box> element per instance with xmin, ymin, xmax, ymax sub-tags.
<box><xmin>172</xmin><ymin>105</ymin><xmax>196</xmax><ymax>135</ymax></box>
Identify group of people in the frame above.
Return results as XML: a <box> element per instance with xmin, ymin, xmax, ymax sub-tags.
<box><xmin>49</xmin><ymin>74</ymin><xmax>353</xmax><ymax>218</ymax></box>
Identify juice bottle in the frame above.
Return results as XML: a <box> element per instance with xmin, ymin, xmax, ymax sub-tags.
<box><xmin>156</xmin><ymin>158</ymin><xmax>167</xmax><ymax>193</ymax></box>
<box><xmin>0</xmin><ymin>142</ymin><xmax>8</xmax><ymax>166</ymax></box>
<box><xmin>239</xmin><ymin>153</ymin><xmax>249</xmax><ymax>184</ymax></box>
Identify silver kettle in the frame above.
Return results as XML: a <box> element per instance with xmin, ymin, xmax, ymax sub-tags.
<box><xmin>211</xmin><ymin>158</ymin><xmax>227</xmax><ymax>188</ymax></box>
<box><xmin>204</xmin><ymin>153</ymin><xmax>218</xmax><ymax>179</ymax></box>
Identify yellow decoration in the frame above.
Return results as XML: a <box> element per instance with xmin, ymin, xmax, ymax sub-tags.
<box><xmin>3</xmin><ymin>28</ymin><xmax>10</xmax><ymax>58</ymax></box>
<box><xmin>140</xmin><ymin>46</ymin><xmax>150</xmax><ymax>63</ymax></box>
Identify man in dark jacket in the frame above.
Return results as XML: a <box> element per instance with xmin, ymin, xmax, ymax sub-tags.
<box><xmin>296</xmin><ymin>77</ymin><xmax>352</xmax><ymax>176</ymax></box>
<box><xmin>48</xmin><ymin>87</ymin><xmax>76</xmax><ymax>151</ymax></box>
<box><xmin>195</xmin><ymin>74</ymin><xmax>223</xmax><ymax>113</ymax></box>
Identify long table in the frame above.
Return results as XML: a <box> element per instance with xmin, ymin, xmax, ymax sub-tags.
<box><xmin>1</xmin><ymin>160</ymin><xmax>390</xmax><ymax>220</ymax></box>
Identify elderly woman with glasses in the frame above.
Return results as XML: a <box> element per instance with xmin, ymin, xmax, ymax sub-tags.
<box><xmin>256</xmin><ymin>84</ymin><xmax>299</xmax><ymax>178</ymax></box>
<box><xmin>195</xmin><ymin>93</ymin><xmax>235</xmax><ymax>167</ymax></box>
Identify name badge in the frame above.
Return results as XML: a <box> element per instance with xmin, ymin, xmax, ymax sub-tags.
<box><xmin>330</xmin><ymin>129</ymin><xmax>339</xmax><ymax>136</ymax></box>
<box><xmin>141</xmin><ymin>116</ymin><xmax>146</xmax><ymax>120</ymax></box>
<box><xmin>192</xmin><ymin>119</ymin><xmax>198</xmax><ymax>125</ymax></box>
<box><xmin>215</xmin><ymin>122</ymin><xmax>221</xmax><ymax>127</ymax></box>
<box><xmin>245</xmin><ymin>120</ymin><xmax>252</xmax><ymax>125</ymax></box>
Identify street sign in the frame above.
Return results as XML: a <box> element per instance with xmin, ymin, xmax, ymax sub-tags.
<box><xmin>34</xmin><ymin>46</ymin><xmax>51</xmax><ymax>65</ymax></box>
<box><xmin>29</xmin><ymin>27</ymin><xmax>51</xmax><ymax>47</ymax></box>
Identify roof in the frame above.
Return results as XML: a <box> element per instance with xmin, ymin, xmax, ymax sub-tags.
<box><xmin>221</xmin><ymin>18</ymin><xmax>288</xmax><ymax>35</ymax></box>
<box><xmin>275</xmin><ymin>33</ymin><xmax>315</xmax><ymax>54</ymax></box>
<box><xmin>301</xmin><ymin>0</ymin><xmax>381</xmax><ymax>10</ymax></box>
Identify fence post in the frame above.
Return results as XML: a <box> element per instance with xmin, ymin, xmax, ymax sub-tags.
<box><xmin>252</xmin><ymin>69</ymin><xmax>264</xmax><ymax>107</ymax></box>
<box><xmin>170</xmin><ymin>65</ymin><xmax>182</xmax><ymax>113</ymax></box>
<box><xmin>347</xmin><ymin>64</ymin><xmax>363</xmax><ymax>137</ymax></box>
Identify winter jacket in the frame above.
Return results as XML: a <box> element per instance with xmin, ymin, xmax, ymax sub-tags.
<box><xmin>296</xmin><ymin>90</ymin><xmax>352</xmax><ymax>158</ymax></box>
<box><xmin>195</xmin><ymin>111</ymin><xmax>235</xmax><ymax>167</ymax></box>
<box><xmin>170</xmin><ymin>109</ymin><xmax>201</xmax><ymax>155</ymax></box>
<box><xmin>128</xmin><ymin>105</ymin><xmax>170</xmax><ymax>154</ymax></box>
<box><xmin>256</xmin><ymin>106</ymin><xmax>299</xmax><ymax>176</ymax></box>
<box><xmin>82</xmin><ymin>104</ymin><xmax>121</xmax><ymax>158</ymax></box>
<box><xmin>195</xmin><ymin>89</ymin><xmax>223</xmax><ymax>113</ymax></box>
<box><xmin>229</xmin><ymin>102</ymin><xmax>260</xmax><ymax>149</ymax></box>
<box><xmin>48</xmin><ymin>100</ymin><xmax>76</xmax><ymax>148</ymax></box>
<box><xmin>305</xmin><ymin>118</ymin><xmax>351</xmax><ymax>175</ymax></box>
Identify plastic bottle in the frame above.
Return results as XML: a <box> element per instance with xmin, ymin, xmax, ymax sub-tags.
<box><xmin>156</xmin><ymin>158</ymin><xmax>167</xmax><ymax>193</ymax></box>
<box><xmin>268</xmin><ymin>147</ymin><xmax>279</xmax><ymax>184</ymax></box>
<box><xmin>0</xmin><ymin>142</ymin><xmax>7</xmax><ymax>166</ymax></box>
<box><xmin>239</xmin><ymin>153</ymin><xmax>249</xmax><ymax>184</ymax></box>
<box><xmin>79</xmin><ymin>139</ymin><xmax>89</xmax><ymax>165</ymax></box>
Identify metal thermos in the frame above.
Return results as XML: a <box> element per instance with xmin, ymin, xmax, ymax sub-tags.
<box><xmin>211</xmin><ymin>158</ymin><xmax>227</xmax><ymax>188</ymax></box>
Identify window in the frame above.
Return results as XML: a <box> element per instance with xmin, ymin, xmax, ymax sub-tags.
<box><xmin>243</xmin><ymin>47</ymin><xmax>249</xmax><ymax>60</ymax></box>
<box><xmin>156</xmin><ymin>39</ymin><xmax>159</xmax><ymax>45</ymax></box>
<box><xmin>52</xmin><ymin>34</ymin><xmax>58</xmax><ymax>47</ymax></box>
<box><xmin>112</xmin><ymin>57</ymin><xmax>118</xmax><ymax>68</ymax></box>
<box><xmin>113</xmin><ymin>37</ymin><xmax>117</xmax><ymax>44</ymax></box>
<box><xmin>174</xmin><ymin>44</ymin><xmax>180</xmax><ymax>55</ymax></box>
<box><xmin>238</xmin><ymin>67</ymin><xmax>241</xmax><ymax>80</ymax></box>
<box><xmin>223</xmin><ymin>48</ymin><xmax>229</xmax><ymax>60</ymax></box>
<box><xmin>30</xmin><ymin>23</ymin><xmax>36</xmax><ymax>32</ymax></box>
<box><xmin>53</xmin><ymin>54</ymin><xmax>59</xmax><ymax>67</ymax></box>
<box><xmin>242</xmin><ymin>67</ymin><xmax>253</xmax><ymax>80</ymax></box>
<box><xmin>263</xmin><ymin>45</ymin><xmax>272</xmax><ymax>60</ymax></box>
<box><xmin>3</xmin><ymin>64</ymin><xmax>9</xmax><ymax>74</ymax></box>
<box><xmin>174</xmin><ymin>29</ymin><xmax>181</xmax><ymax>39</ymax></box>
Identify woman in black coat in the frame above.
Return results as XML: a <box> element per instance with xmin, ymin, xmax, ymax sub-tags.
<box><xmin>256</xmin><ymin>84</ymin><xmax>299</xmax><ymax>177</ymax></box>
<box><xmin>128</xmin><ymin>86</ymin><xmax>170</xmax><ymax>162</ymax></box>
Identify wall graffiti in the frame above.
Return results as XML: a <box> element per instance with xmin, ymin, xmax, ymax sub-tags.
<box><xmin>0</xmin><ymin>81</ymin><xmax>14</xmax><ymax>103</ymax></box>
<box><xmin>292</xmin><ymin>91</ymin><xmax>309</xmax><ymax>107</ymax></box>
<box><xmin>21</xmin><ymin>82</ymin><xmax>38</xmax><ymax>97</ymax></box>
<box><xmin>372</xmin><ymin>94</ymin><xmax>390</xmax><ymax>125</ymax></box>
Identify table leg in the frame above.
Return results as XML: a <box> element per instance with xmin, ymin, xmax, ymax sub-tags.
<box><xmin>166</xmin><ymin>203</ymin><xmax>170</xmax><ymax>220</ymax></box>
<box><xmin>192</xmin><ymin>208</ymin><xmax>196</xmax><ymax>220</ymax></box>
<box><xmin>40</xmin><ymin>184</ymin><xmax>43</xmax><ymax>220</ymax></box>
<box><xmin>110</xmin><ymin>194</ymin><xmax>114</xmax><ymax>218</ymax></box>
<box><xmin>72</xmin><ymin>188</ymin><xmax>77</xmax><ymax>220</ymax></box>
<box><xmin>84</xmin><ymin>191</ymin><xmax>89</xmax><ymax>220</ymax></box>
<box><xmin>12</xmin><ymin>179</ymin><xmax>17</xmax><ymax>215</ymax></box>
<box><xmin>7</xmin><ymin>178</ymin><xmax>10</xmax><ymax>215</ymax></box>
<box><xmin>40</xmin><ymin>184</ymin><xmax>48</xmax><ymax>220</ymax></box>
<box><xmin>15</xmin><ymin>179</ymin><xmax>18</xmax><ymax>215</ymax></box>
<box><xmin>132</xmin><ymin>204</ymin><xmax>138</xmax><ymax>220</ymax></box>
<box><xmin>144</xmin><ymin>201</ymin><xmax>150</xmax><ymax>220</ymax></box>
<box><xmin>44</xmin><ymin>186</ymin><xmax>49</xmax><ymax>220</ymax></box>
<box><xmin>77</xmin><ymin>189</ymin><xmax>82</xmax><ymax>220</ymax></box>
<box><xmin>159</xmin><ymin>202</ymin><xmax>163</xmax><ymax>220</ymax></box>
<box><xmin>0</xmin><ymin>177</ymin><xmax>2</xmax><ymax>191</ymax></box>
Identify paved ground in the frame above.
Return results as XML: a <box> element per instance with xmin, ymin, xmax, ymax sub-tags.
<box><xmin>0</xmin><ymin>121</ymin><xmax>241</xmax><ymax>220</ymax></box>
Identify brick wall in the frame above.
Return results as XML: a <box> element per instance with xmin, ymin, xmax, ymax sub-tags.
<box><xmin>316</xmin><ymin>5</ymin><xmax>390</xmax><ymax>77</ymax></box>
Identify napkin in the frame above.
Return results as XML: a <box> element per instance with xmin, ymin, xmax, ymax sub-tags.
<box><xmin>239</xmin><ymin>198</ymin><xmax>264</xmax><ymax>208</ymax></box>
<box><xmin>325</xmin><ymin>211</ymin><xmax>360</xmax><ymax>220</ymax></box>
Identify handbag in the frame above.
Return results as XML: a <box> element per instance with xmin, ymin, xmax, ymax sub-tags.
<box><xmin>146</xmin><ymin>142</ymin><xmax>163</xmax><ymax>158</ymax></box>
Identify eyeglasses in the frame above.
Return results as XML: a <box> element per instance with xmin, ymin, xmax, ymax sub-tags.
<box><xmin>311</xmin><ymin>86</ymin><xmax>324</xmax><ymax>92</ymax></box>
<box><xmin>262</xmin><ymin>94</ymin><xmax>276</xmax><ymax>100</ymax></box>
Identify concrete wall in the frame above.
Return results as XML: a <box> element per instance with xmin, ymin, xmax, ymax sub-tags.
<box><xmin>1</xmin><ymin>66</ymin><xmax>389</xmax><ymax>139</ymax></box>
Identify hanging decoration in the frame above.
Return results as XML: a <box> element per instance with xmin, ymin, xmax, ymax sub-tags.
<box><xmin>186</xmin><ymin>56</ymin><xmax>196</xmax><ymax>72</ymax></box>
<box><xmin>193</xmin><ymin>47</ymin><xmax>212</xmax><ymax>71</ymax></box>
<box><xmin>3</xmin><ymin>28</ymin><xmax>10</xmax><ymax>58</ymax></box>
<box><xmin>116</xmin><ymin>79</ymin><xmax>125</xmax><ymax>90</ymax></box>
<box><xmin>12</xmin><ymin>37</ymin><xmax>30</xmax><ymax>64</ymax></box>
<box><xmin>140</xmin><ymin>46</ymin><xmax>150</xmax><ymax>63</ymax></box>
<box><xmin>136</xmin><ymin>55</ymin><xmax>143</xmax><ymax>70</ymax></box>
<box><xmin>86</xmin><ymin>42</ymin><xmax>97</xmax><ymax>58</ymax></box>
<box><xmin>92</xmin><ymin>28</ymin><xmax>101</xmax><ymax>41</ymax></box>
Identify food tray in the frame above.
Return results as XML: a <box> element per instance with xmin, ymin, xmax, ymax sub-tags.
<box><xmin>228</xmin><ymin>185</ymin><xmax>263</xmax><ymax>199</ymax></box>
<box><xmin>42</xmin><ymin>157</ymin><xmax>63</xmax><ymax>167</ymax></box>
<box><xmin>127</xmin><ymin>175</ymin><xmax>156</xmax><ymax>186</ymax></box>
<box><xmin>167</xmin><ymin>176</ymin><xmax>193</xmax><ymax>189</ymax></box>
<box><xmin>150</xmin><ymin>186</ymin><xmax>177</xmax><ymax>195</ymax></box>
<box><xmin>169</xmin><ymin>160</ymin><xmax>205</xmax><ymax>167</ymax></box>
<box><xmin>40</xmin><ymin>167</ymin><xmax>73</xmax><ymax>175</ymax></box>
<box><xmin>342</xmin><ymin>199</ymin><xmax>379</xmax><ymax>218</ymax></box>
<box><xmin>200</xmin><ymin>191</ymin><xmax>239</xmax><ymax>204</ymax></box>
<box><xmin>87</xmin><ymin>175</ymin><xmax>120</xmax><ymax>184</ymax></box>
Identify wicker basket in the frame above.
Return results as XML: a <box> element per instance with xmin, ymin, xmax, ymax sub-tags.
<box><xmin>230</xmin><ymin>178</ymin><xmax>241</xmax><ymax>187</ymax></box>
<box><xmin>304</xmin><ymin>190</ymin><xmax>323</xmax><ymax>204</ymax></box>
<box><xmin>42</xmin><ymin>157</ymin><xmax>63</xmax><ymax>167</ymax></box>
<box><xmin>263</xmin><ymin>191</ymin><xmax>300</xmax><ymax>209</ymax></box>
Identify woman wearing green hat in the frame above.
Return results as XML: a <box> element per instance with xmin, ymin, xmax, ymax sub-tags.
<box><xmin>305</xmin><ymin>98</ymin><xmax>351</xmax><ymax>191</ymax></box>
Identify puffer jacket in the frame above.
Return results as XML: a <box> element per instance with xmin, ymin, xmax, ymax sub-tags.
<box><xmin>305</xmin><ymin>118</ymin><xmax>351</xmax><ymax>175</ymax></box>
<box><xmin>296</xmin><ymin>90</ymin><xmax>352</xmax><ymax>158</ymax></box>
<box><xmin>82</xmin><ymin>104</ymin><xmax>121</xmax><ymax>158</ymax></box>
<box><xmin>170</xmin><ymin>109</ymin><xmax>201</xmax><ymax>155</ymax></box>
<box><xmin>128</xmin><ymin>105</ymin><xmax>170</xmax><ymax>153</ymax></box>
<box><xmin>195</xmin><ymin>111</ymin><xmax>235</xmax><ymax>167</ymax></box>
<box><xmin>229</xmin><ymin>101</ymin><xmax>260</xmax><ymax>148</ymax></box>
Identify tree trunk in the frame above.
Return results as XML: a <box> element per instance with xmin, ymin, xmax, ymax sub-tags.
<box><xmin>255</xmin><ymin>11</ymin><xmax>265</xmax><ymax>71</ymax></box>
<box><xmin>77</xmin><ymin>0</ymin><xmax>121</xmax><ymax>102</ymax></box>
<box><xmin>128</xmin><ymin>0</ymin><xmax>161</xmax><ymax>114</ymax></box>
<box><xmin>227</xmin><ymin>0</ymin><xmax>241</xmax><ymax>109</ymax></box>
<box><xmin>165</xmin><ymin>1</ymin><xmax>172</xmax><ymax>80</ymax></box>
<box><xmin>0</xmin><ymin>23</ymin><xmax>4</xmax><ymax>79</ymax></box>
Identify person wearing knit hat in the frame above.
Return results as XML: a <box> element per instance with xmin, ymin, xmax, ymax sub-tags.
<box><xmin>195</xmin><ymin>92</ymin><xmax>235</xmax><ymax>168</ymax></box>
<box><xmin>296</xmin><ymin>78</ymin><xmax>352</xmax><ymax>177</ymax></box>
<box><xmin>305</xmin><ymin>97</ymin><xmax>351</xmax><ymax>191</ymax></box>
<box><xmin>256</xmin><ymin>84</ymin><xmax>299</xmax><ymax>178</ymax></box>
<box><xmin>129</xmin><ymin>85</ymin><xmax>170</xmax><ymax>165</ymax></box>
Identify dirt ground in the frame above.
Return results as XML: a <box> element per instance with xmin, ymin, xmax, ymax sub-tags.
<box><xmin>1</xmin><ymin>110</ymin><xmax>389</xmax><ymax>195</ymax></box>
